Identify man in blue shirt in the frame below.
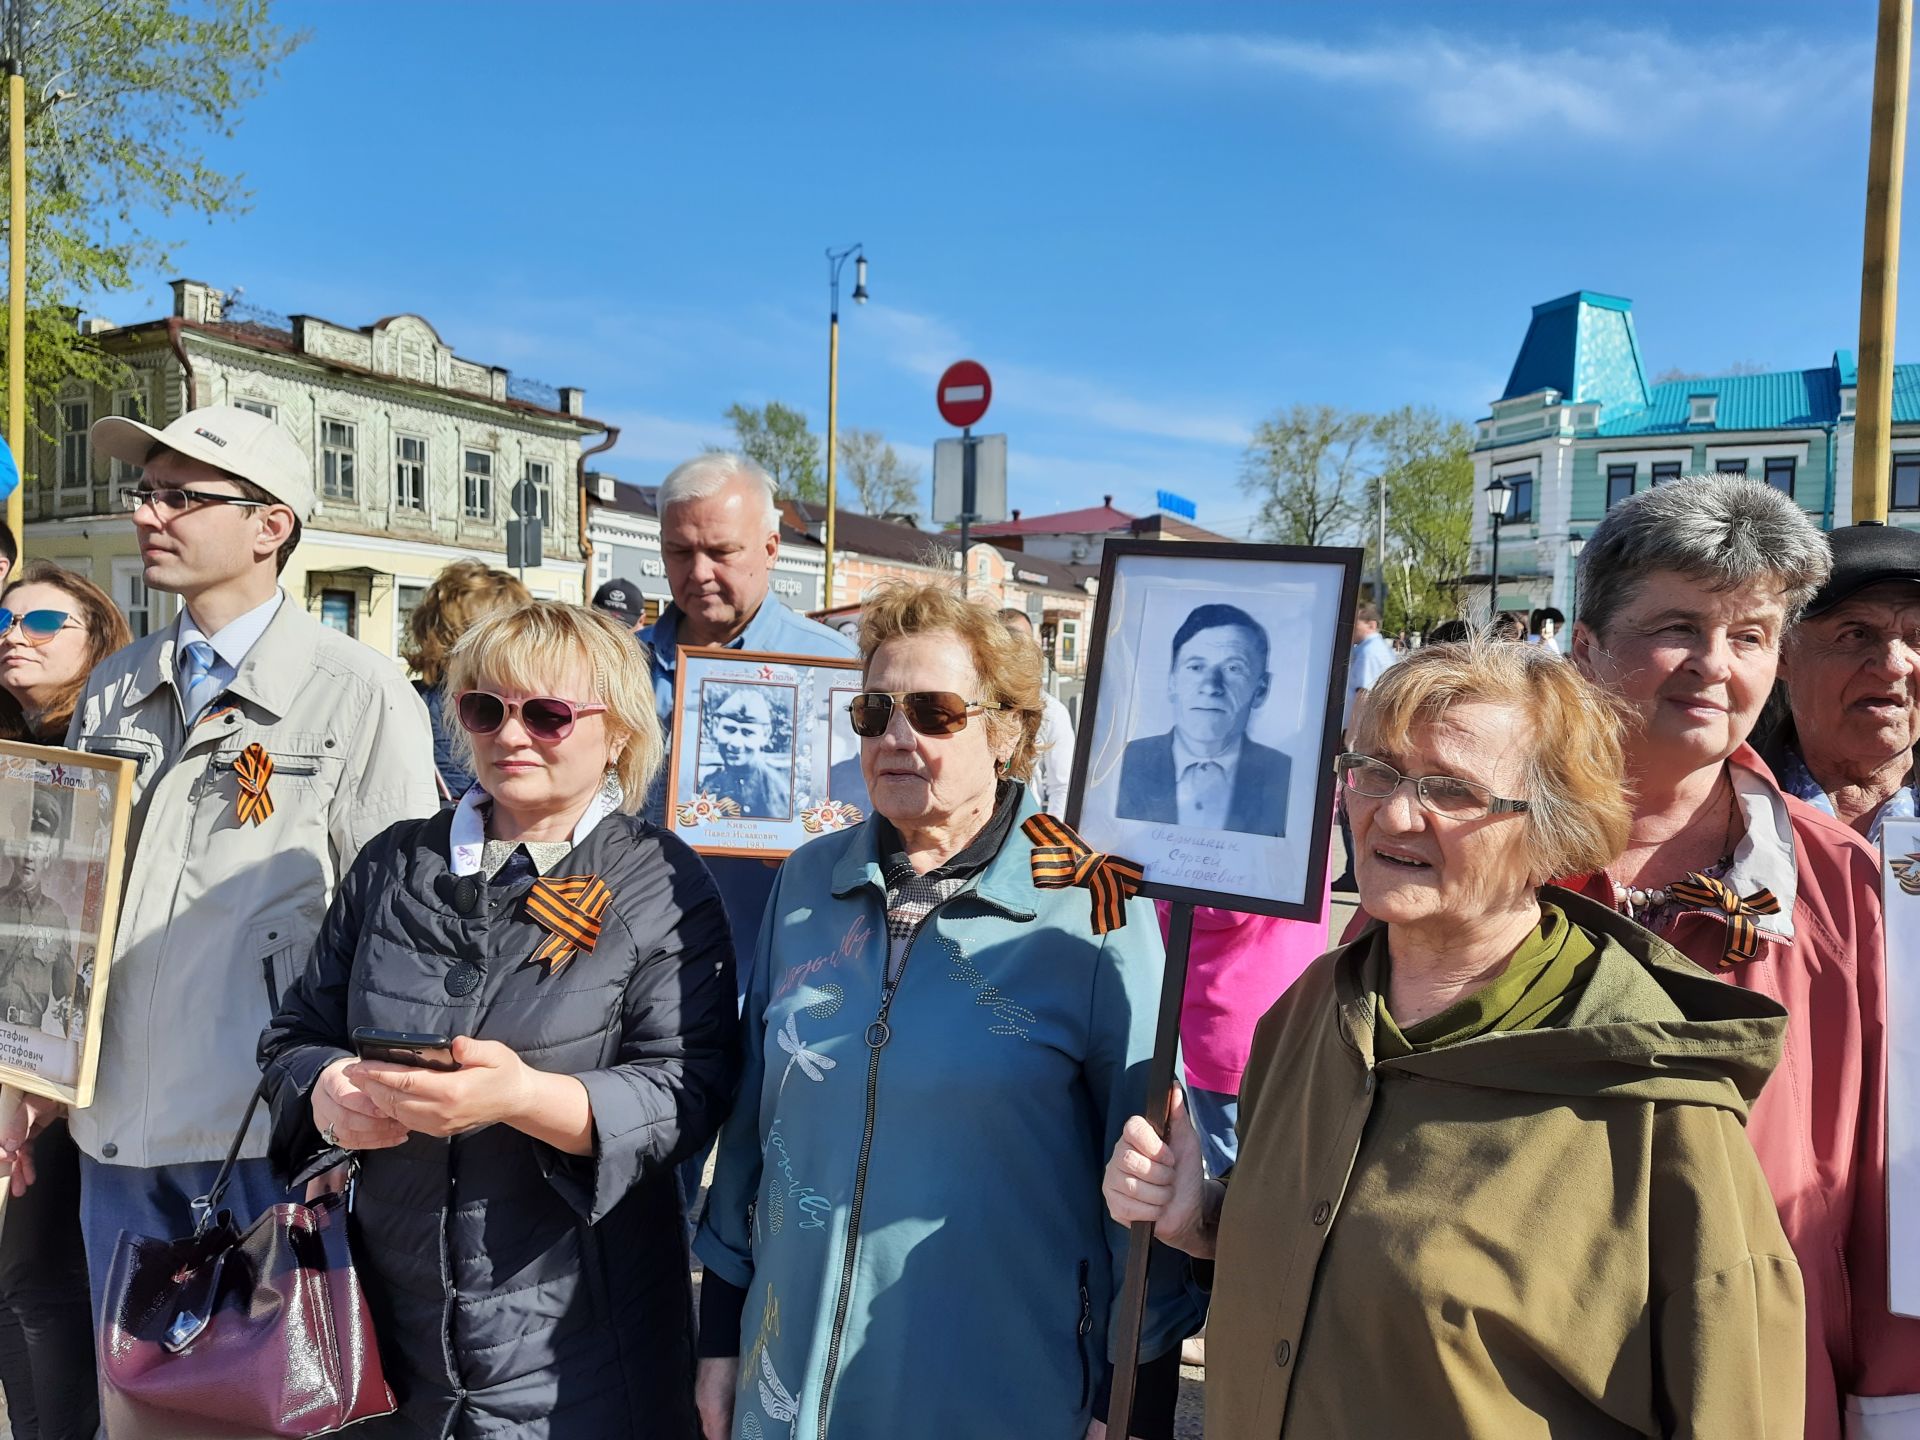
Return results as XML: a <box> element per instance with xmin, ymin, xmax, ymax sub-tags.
<box><xmin>640</xmin><ymin>452</ymin><xmax>857</xmax><ymax>975</ymax></box>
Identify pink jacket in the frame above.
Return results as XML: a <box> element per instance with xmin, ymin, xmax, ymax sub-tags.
<box><xmin>1161</xmin><ymin>891</ymin><xmax>1329</xmax><ymax>1097</ymax></box>
<box><xmin>1563</xmin><ymin>746</ymin><xmax>1920</xmax><ymax>1439</ymax></box>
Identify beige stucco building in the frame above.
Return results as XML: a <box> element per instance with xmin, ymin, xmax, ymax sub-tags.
<box><xmin>21</xmin><ymin>279</ymin><xmax>614</xmax><ymax>657</ymax></box>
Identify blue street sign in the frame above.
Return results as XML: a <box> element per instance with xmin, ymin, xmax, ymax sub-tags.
<box><xmin>1155</xmin><ymin>489</ymin><xmax>1195</xmax><ymax>520</ymax></box>
<box><xmin>0</xmin><ymin>435</ymin><xmax>17</xmax><ymax>503</ymax></box>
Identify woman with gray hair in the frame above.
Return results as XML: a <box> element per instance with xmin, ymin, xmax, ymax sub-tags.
<box><xmin>1568</xmin><ymin>474</ymin><xmax>1920</xmax><ymax>1440</ymax></box>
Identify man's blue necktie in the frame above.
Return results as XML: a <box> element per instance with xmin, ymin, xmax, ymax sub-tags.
<box><xmin>179</xmin><ymin>640</ymin><xmax>220</xmax><ymax>723</ymax></box>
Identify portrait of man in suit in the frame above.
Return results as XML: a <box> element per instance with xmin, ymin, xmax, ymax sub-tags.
<box><xmin>1116</xmin><ymin>602</ymin><xmax>1290</xmax><ymax>835</ymax></box>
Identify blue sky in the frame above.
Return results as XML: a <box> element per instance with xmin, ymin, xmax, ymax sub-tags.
<box><xmin>103</xmin><ymin>1</ymin><xmax>1907</xmax><ymax>536</ymax></box>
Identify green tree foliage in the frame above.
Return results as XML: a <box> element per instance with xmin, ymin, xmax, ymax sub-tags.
<box><xmin>0</xmin><ymin>0</ymin><xmax>304</xmax><ymax>445</ymax></box>
<box><xmin>1239</xmin><ymin>404</ymin><xmax>1371</xmax><ymax>547</ymax></box>
<box><xmin>723</xmin><ymin>400</ymin><xmax>823</xmax><ymax>502</ymax></box>
<box><xmin>1241</xmin><ymin>402</ymin><xmax>1472</xmax><ymax>634</ymax></box>
<box><xmin>836</xmin><ymin>426</ymin><xmax>920</xmax><ymax>519</ymax></box>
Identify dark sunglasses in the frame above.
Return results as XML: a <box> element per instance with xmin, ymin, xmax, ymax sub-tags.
<box><xmin>0</xmin><ymin>608</ymin><xmax>75</xmax><ymax>646</ymax></box>
<box><xmin>117</xmin><ymin>486</ymin><xmax>269</xmax><ymax>514</ymax></box>
<box><xmin>456</xmin><ymin>691</ymin><xmax>608</xmax><ymax>742</ymax></box>
<box><xmin>847</xmin><ymin>690</ymin><xmax>1008</xmax><ymax>739</ymax></box>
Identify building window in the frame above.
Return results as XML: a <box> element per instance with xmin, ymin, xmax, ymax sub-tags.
<box><xmin>321</xmin><ymin>418</ymin><xmax>357</xmax><ymax>502</ymax></box>
<box><xmin>1716</xmin><ymin>458</ymin><xmax>1748</xmax><ymax>477</ymax></box>
<box><xmin>396</xmin><ymin>581</ymin><xmax>427</xmax><ymax>655</ymax></box>
<box><xmin>394</xmin><ymin>435</ymin><xmax>427</xmax><ymax>511</ymax></box>
<box><xmin>1058</xmin><ymin>617</ymin><xmax>1081</xmax><ymax>667</ymax></box>
<box><xmin>112</xmin><ymin>386</ymin><xmax>147</xmax><ymax>483</ymax></box>
<box><xmin>1606</xmin><ymin>464</ymin><xmax>1636</xmax><ymax>508</ymax></box>
<box><xmin>463</xmin><ymin>449</ymin><xmax>494</xmax><ymax>520</ymax></box>
<box><xmin>1764</xmin><ymin>456</ymin><xmax>1796</xmax><ymax>497</ymax></box>
<box><xmin>233</xmin><ymin>398</ymin><xmax>277</xmax><ymax>419</ymax></box>
<box><xmin>1650</xmin><ymin>462</ymin><xmax>1682</xmax><ymax>486</ymax></box>
<box><xmin>1689</xmin><ymin>395</ymin><xmax>1718</xmax><ymax>426</ymax></box>
<box><xmin>112</xmin><ymin>558</ymin><xmax>154</xmax><ymax>639</ymax></box>
<box><xmin>1896</xmin><ymin>455</ymin><xmax>1920</xmax><ymax>511</ymax></box>
<box><xmin>1499</xmin><ymin>475</ymin><xmax>1534</xmax><ymax>523</ymax></box>
<box><xmin>319</xmin><ymin>589</ymin><xmax>356</xmax><ymax>637</ymax></box>
<box><xmin>59</xmin><ymin>399</ymin><xmax>90</xmax><ymax>491</ymax></box>
<box><xmin>525</xmin><ymin>459</ymin><xmax>554</xmax><ymax>528</ymax></box>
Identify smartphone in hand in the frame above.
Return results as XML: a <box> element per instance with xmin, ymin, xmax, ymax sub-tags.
<box><xmin>351</xmin><ymin>1027</ymin><xmax>460</xmax><ymax>1072</ymax></box>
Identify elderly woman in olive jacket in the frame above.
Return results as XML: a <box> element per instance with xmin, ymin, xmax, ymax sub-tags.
<box><xmin>259</xmin><ymin>603</ymin><xmax>739</xmax><ymax>1439</ymax></box>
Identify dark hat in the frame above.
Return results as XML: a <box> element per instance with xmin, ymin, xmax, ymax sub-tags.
<box><xmin>1803</xmin><ymin>523</ymin><xmax>1920</xmax><ymax>617</ymax></box>
<box><xmin>591</xmin><ymin>579</ymin><xmax>645</xmax><ymax>622</ymax></box>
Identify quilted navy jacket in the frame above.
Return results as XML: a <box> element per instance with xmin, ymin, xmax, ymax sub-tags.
<box><xmin>259</xmin><ymin>807</ymin><xmax>739</xmax><ymax>1439</ymax></box>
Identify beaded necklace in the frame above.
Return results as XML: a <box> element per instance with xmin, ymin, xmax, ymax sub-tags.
<box><xmin>1611</xmin><ymin>772</ymin><xmax>1738</xmax><ymax>923</ymax></box>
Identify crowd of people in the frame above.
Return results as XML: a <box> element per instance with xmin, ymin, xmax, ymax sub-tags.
<box><xmin>0</xmin><ymin>408</ymin><xmax>1911</xmax><ymax>1440</ymax></box>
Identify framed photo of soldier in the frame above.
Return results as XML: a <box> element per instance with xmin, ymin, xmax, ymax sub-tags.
<box><xmin>0</xmin><ymin>739</ymin><xmax>136</xmax><ymax>1107</ymax></box>
<box><xmin>665</xmin><ymin>648</ymin><xmax>869</xmax><ymax>859</ymax></box>
<box><xmin>1880</xmin><ymin>816</ymin><xmax>1920</xmax><ymax>1317</ymax></box>
<box><xmin>1067</xmin><ymin>540</ymin><xmax>1361</xmax><ymax>919</ymax></box>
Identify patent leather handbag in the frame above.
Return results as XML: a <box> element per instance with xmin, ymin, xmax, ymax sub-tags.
<box><xmin>98</xmin><ymin>1079</ymin><xmax>397</xmax><ymax>1437</ymax></box>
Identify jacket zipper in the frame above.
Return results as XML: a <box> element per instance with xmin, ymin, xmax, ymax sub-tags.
<box><xmin>1076</xmin><ymin>1258</ymin><xmax>1093</xmax><ymax>1409</ymax></box>
<box><xmin>814</xmin><ymin>908</ymin><xmax>930</xmax><ymax>1437</ymax></box>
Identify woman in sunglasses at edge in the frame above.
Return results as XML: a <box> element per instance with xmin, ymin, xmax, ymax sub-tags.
<box><xmin>1106</xmin><ymin>639</ymin><xmax>1805</xmax><ymax>1438</ymax></box>
<box><xmin>258</xmin><ymin>600</ymin><xmax>740</xmax><ymax>1438</ymax></box>
<box><xmin>0</xmin><ymin>562</ymin><xmax>128</xmax><ymax>1440</ymax></box>
<box><xmin>694</xmin><ymin>581</ymin><xmax>1202</xmax><ymax>1440</ymax></box>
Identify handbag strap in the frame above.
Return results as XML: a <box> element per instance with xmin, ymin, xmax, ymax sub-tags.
<box><xmin>190</xmin><ymin>1074</ymin><xmax>272</xmax><ymax>1237</ymax></box>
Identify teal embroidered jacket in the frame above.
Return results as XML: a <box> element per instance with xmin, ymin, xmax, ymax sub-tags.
<box><xmin>694</xmin><ymin>789</ymin><xmax>1203</xmax><ymax>1439</ymax></box>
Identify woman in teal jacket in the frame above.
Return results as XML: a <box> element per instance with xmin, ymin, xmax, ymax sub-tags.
<box><xmin>694</xmin><ymin>582</ymin><xmax>1200</xmax><ymax>1440</ymax></box>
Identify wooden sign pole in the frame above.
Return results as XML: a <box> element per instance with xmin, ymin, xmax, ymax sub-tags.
<box><xmin>1105</xmin><ymin>899</ymin><xmax>1195</xmax><ymax>1437</ymax></box>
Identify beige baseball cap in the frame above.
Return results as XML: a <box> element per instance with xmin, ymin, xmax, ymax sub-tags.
<box><xmin>91</xmin><ymin>404</ymin><xmax>316</xmax><ymax>522</ymax></box>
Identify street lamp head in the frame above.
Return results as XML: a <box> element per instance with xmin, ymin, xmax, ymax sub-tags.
<box><xmin>852</xmin><ymin>254</ymin><xmax>869</xmax><ymax>305</ymax></box>
<box><xmin>1567</xmin><ymin>531</ymin><xmax>1587</xmax><ymax>557</ymax></box>
<box><xmin>1484</xmin><ymin>476</ymin><xmax>1513</xmax><ymax>520</ymax></box>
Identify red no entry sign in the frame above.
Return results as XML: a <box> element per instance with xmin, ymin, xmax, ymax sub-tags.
<box><xmin>937</xmin><ymin>359</ymin><xmax>992</xmax><ymax>428</ymax></box>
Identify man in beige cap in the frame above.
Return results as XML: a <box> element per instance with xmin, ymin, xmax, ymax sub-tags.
<box><xmin>0</xmin><ymin>405</ymin><xmax>435</xmax><ymax>1311</ymax></box>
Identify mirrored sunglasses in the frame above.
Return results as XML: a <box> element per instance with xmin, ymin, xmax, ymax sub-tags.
<box><xmin>847</xmin><ymin>690</ymin><xmax>1008</xmax><ymax>739</ymax></box>
<box><xmin>0</xmin><ymin>608</ymin><xmax>75</xmax><ymax>646</ymax></box>
<box><xmin>455</xmin><ymin>691</ymin><xmax>608</xmax><ymax>742</ymax></box>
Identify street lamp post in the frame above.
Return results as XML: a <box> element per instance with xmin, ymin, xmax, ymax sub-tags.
<box><xmin>1567</xmin><ymin>531</ymin><xmax>1588</xmax><ymax>631</ymax></box>
<box><xmin>822</xmin><ymin>243</ymin><xmax>868</xmax><ymax>612</ymax></box>
<box><xmin>1484</xmin><ymin>477</ymin><xmax>1513</xmax><ymax>624</ymax></box>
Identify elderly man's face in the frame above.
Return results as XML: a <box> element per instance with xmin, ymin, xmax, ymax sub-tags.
<box><xmin>1168</xmin><ymin>625</ymin><xmax>1269</xmax><ymax>754</ymax></box>
<box><xmin>709</xmin><ymin>690</ymin><xmax>773</xmax><ymax>766</ymax></box>
<box><xmin>1782</xmin><ymin>581</ymin><xmax>1920</xmax><ymax>776</ymax></box>
<box><xmin>1573</xmin><ymin>569</ymin><xmax>1786</xmax><ymax>775</ymax></box>
<box><xmin>660</xmin><ymin>476</ymin><xmax>779</xmax><ymax>645</ymax></box>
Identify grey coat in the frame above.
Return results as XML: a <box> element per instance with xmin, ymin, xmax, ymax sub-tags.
<box><xmin>259</xmin><ymin>809</ymin><xmax>739</xmax><ymax>1439</ymax></box>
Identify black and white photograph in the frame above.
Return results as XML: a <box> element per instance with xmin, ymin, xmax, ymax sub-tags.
<box><xmin>1069</xmin><ymin>540</ymin><xmax>1360</xmax><ymax>917</ymax></box>
<box><xmin>666</xmin><ymin>648</ymin><xmax>868</xmax><ymax>858</ymax></box>
<box><xmin>696</xmin><ymin>680</ymin><xmax>797</xmax><ymax>821</ymax></box>
<box><xmin>0</xmin><ymin>740</ymin><xmax>136</xmax><ymax>1105</ymax></box>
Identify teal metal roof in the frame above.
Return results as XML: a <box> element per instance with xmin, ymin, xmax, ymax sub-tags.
<box><xmin>1597</xmin><ymin>367</ymin><xmax>1840</xmax><ymax>436</ymax></box>
<box><xmin>1891</xmin><ymin>362</ymin><xmax>1920</xmax><ymax>421</ymax></box>
<box><xmin>1501</xmin><ymin>291</ymin><xmax>1649</xmax><ymax>414</ymax></box>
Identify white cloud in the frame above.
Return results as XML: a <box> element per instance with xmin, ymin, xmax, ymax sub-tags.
<box><xmin>1082</xmin><ymin>25</ymin><xmax>1866</xmax><ymax>145</ymax></box>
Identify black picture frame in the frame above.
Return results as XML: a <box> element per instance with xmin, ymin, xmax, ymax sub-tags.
<box><xmin>1064</xmin><ymin>539</ymin><xmax>1363</xmax><ymax>919</ymax></box>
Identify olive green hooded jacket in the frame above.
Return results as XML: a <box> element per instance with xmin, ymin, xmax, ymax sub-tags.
<box><xmin>1207</xmin><ymin>887</ymin><xmax>1806</xmax><ymax>1439</ymax></box>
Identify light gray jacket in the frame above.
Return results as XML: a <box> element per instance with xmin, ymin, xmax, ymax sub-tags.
<box><xmin>67</xmin><ymin>594</ymin><xmax>436</xmax><ymax>1167</ymax></box>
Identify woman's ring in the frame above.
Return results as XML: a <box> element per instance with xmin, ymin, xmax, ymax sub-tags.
<box><xmin>323</xmin><ymin>1123</ymin><xmax>340</xmax><ymax>1147</ymax></box>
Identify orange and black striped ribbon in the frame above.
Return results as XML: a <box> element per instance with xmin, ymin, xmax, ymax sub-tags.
<box><xmin>233</xmin><ymin>743</ymin><xmax>274</xmax><ymax>826</ymax></box>
<box><xmin>1668</xmin><ymin>871</ymin><xmax>1781</xmax><ymax>966</ymax></box>
<box><xmin>525</xmin><ymin>874</ymin><xmax>612</xmax><ymax>976</ymax></box>
<box><xmin>1023</xmin><ymin>813</ymin><xmax>1146</xmax><ymax>935</ymax></box>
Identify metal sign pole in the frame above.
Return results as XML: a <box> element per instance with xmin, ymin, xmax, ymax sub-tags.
<box><xmin>959</xmin><ymin>426</ymin><xmax>977</xmax><ymax>598</ymax></box>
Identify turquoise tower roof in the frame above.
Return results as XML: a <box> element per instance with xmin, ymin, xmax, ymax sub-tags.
<box><xmin>1501</xmin><ymin>291</ymin><xmax>1650</xmax><ymax>414</ymax></box>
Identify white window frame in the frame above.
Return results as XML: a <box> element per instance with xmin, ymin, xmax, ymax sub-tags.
<box><xmin>1058</xmin><ymin>617</ymin><xmax>1082</xmax><ymax>667</ymax></box>
<box><xmin>525</xmin><ymin>458</ymin><xmax>554</xmax><ymax>529</ymax></box>
<box><xmin>112</xmin><ymin>557</ymin><xmax>158</xmax><ymax>639</ymax></box>
<box><xmin>394</xmin><ymin>433</ymin><xmax>429</xmax><ymax>513</ymax></box>
<box><xmin>394</xmin><ymin>580</ymin><xmax>429</xmax><ymax>660</ymax></box>
<box><xmin>58</xmin><ymin>396</ymin><xmax>90</xmax><ymax>493</ymax></box>
<box><xmin>233</xmin><ymin>397</ymin><xmax>277</xmax><ymax>419</ymax></box>
<box><xmin>463</xmin><ymin>447</ymin><xmax>495</xmax><ymax>521</ymax></box>
<box><xmin>1689</xmin><ymin>395</ymin><xmax>1718</xmax><ymax>426</ymax></box>
<box><xmin>320</xmin><ymin>417</ymin><xmax>357</xmax><ymax>503</ymax></box>
<box><xmin>111</xmin><ymin>382</ymin><xmax>149</xmax><ymax>484</ymax></box>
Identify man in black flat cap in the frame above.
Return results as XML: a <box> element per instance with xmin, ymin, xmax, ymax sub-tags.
<box><xmin>1761</xmin><ymin>521</ymin><xmax>1920</xmax><ymax>848</ymax></box>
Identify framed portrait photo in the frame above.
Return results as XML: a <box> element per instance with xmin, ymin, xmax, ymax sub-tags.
<box><xmin>664</xmin><ymin>648</ymin><xmax>870</xmax><ymax>858</ymax></box>
<box><xmin>1880</xmin><ymin>816</ymin><xmax>1920</xmax><ymax>1317</ymax></box>
<box><xmin>1066</xmin><ymin>540</ymin><xmax>1362</xmax><ymax>919</ymax></box>
<box><xmin>0</xmin><ymin>740</ymin><xmax>136</xmax><ymax>1107</ymax></box>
